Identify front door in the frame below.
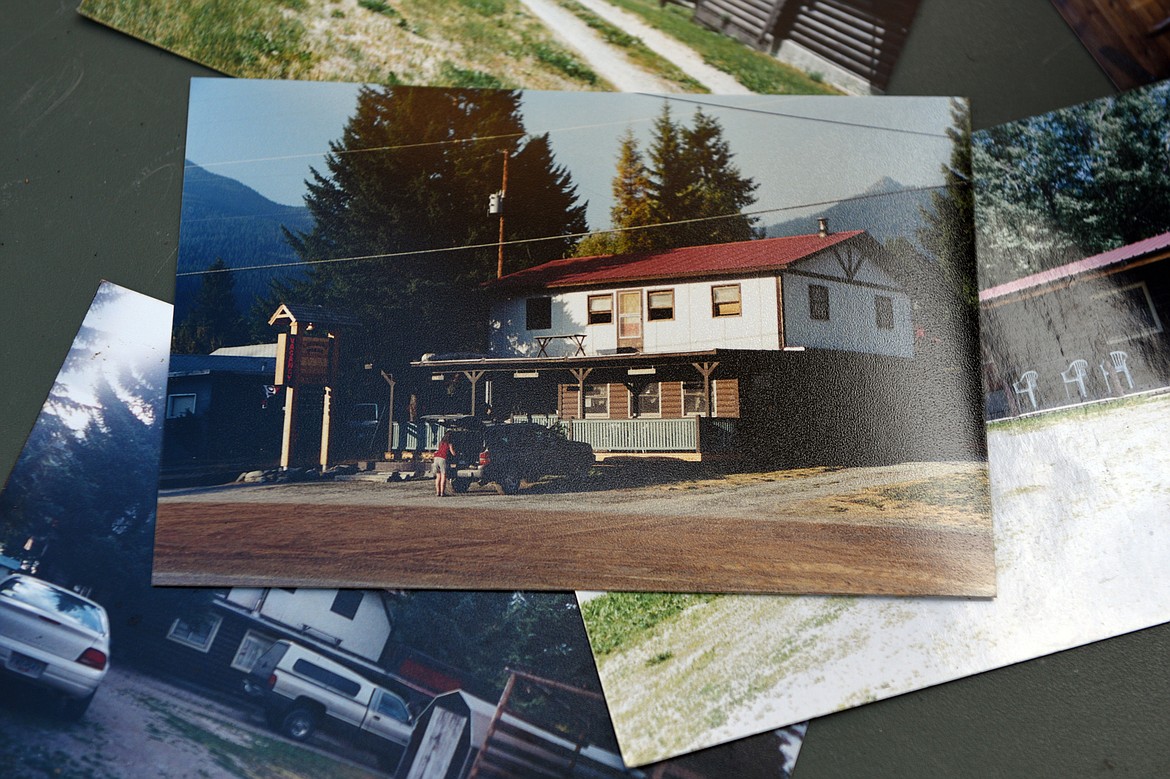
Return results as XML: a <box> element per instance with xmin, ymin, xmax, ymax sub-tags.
<box><xmin>617</xmin><ymin>290</ymin><xmax>643</xmax><ymax>351</ymax></box>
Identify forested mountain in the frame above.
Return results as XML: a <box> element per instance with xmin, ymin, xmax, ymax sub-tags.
<box><xmin>176</xmin><ymin>161</ymin><xmax>313</xmax><ymax>326</ymax></box>
<box><xmin>764</xmin><ymin>176</ymin><xmax>934</xmax><ymax>248</ymax></box>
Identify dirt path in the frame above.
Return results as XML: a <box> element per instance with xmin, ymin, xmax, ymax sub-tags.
<box><xmin>572</xmin><ymin>0</ymin><xmax>752</xmax><ymax>93</ymax></box>
<box><xmin>519</xmin><ymin>0</ymin><xmax>692</xmax><ymax>92</ymax></box>
<box><xmin>153</xmin><ymin>461</ymin><xmax>994</xmax><ymax>595</ymax></box>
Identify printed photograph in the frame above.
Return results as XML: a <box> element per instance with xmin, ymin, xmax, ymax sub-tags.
<box><xmin>575</xmin><ymin>82</ymin><xmax>1170</xmax><ymax>766</ymax></box>
<box><xmin>78</xmin><ymin>0</ymin><xmax>922</xmax><ymax>97</ymax></box>
<box><xmin>1049</xmin><ymin>0</ymin><xmax>1170</xmax><ymax>89</ymax></box>
<box><xmin>0</xmin><ymin>281</ymin><xmax>807</xmax><ymax>777</ymax></box>
<box><xmin>150</xmin><ymin>79</ymin><xmax>991</xmax><ymax>596</ymax></box>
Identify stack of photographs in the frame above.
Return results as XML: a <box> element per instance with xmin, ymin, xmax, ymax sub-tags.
<box><xmin>5</xmin><ymin>2</ymin><xmax>1170</xmax><ymax>776</ymax></box>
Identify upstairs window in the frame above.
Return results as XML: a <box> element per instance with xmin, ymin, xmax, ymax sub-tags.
<box><xmin>809</xmin><ymin>284</ymin><xmax>830</xmax><ymax>321</ymax></box>
<box><xmin>526</xmin><ymin>297</ymin><xmax>552</xmax><ymax>330</ymax></box>
<box><xmin>647</xmin><ymin>290</ymin><xmax>675</xmax><ymax>321</ymax></box>
<box><xmin>587</xmin><ymin>294</ymin><xmax>613</xmax><ymax>325</ymax></box>
<box><xmin>330</xmin><ymin>590</ymin><xmax>362</xmax><ymax>620</ymax></box>
<box><xmin>712</xmin><ymin>284</ymin><xmax>742</xmax><ymax>317</ymax></box>
<box><xmin>875</xmin><ymin>295</ymin><xmax>894</xmax><ymax>330</ymax></box>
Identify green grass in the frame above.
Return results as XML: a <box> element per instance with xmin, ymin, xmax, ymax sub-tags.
<box><xmin>439</xmin><ymin>62</ymin><xmax>507</xmax><ymax>89</ymax></box>
<box><xmin>988</xmin><ymin>391</ymin><xmax>1170</xmax><ymax>434</ymax></box>
<box><xmin>82</xmin><ymin>0</ymin><xmax>315</xmax><ymax>78</ymax></box>
<box><xmin>581</xmin><ymin>592</ymin><xmax>718</xmax><ymax>656</ymax></box>
<box><xmin>602</xmin><ymin>0</ymin><xmax>842</xmax><ymax>94</ymax></box>
<box><xmin>554</xmin><ymin>0</ymin><xmax>707</xmax><ymax>91</ymax></box>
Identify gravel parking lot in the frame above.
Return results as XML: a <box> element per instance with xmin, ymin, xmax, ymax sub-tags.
<box><xmin>154</xmin><ymin>458</ymin><xmax>993</xmax><ymax>595</ymax></box>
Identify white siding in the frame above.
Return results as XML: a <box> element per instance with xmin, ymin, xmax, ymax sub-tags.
<box><xmin>782</xmin><ymin>274</ymin><xmax>913</xmax><ymax>357</ymax></box>
<box><xmin>241</xmin><ymin>589</ymin><xmax>392</xmax><ymax>662</ymax></box>
<box><xmin>490</xmin><ymin>276</ymin><xmax>781</xmax><ymax>356</ymax></box>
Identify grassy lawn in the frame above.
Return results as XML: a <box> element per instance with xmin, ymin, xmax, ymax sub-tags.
<box><xmin>600</xmin><ymin>0</ymin><xmax>843</xmax><ymax>94</ymax></box>
<box><xmin>81</xmin><ymin>0</ymin><xmax>606</xmax><ymax>90</ymax></box>
<box><xmin>988</xmin><ymin>390</ymin><xmax>1170</xmax><ymax>435</ymax></box>
<box><xmin>581</xmin><ymin>592</ymin><xmax>718</xmax><ymax>657</ymax></box>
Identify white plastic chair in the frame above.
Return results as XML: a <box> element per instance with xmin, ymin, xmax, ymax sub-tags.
<box><xmin>1110</xmin><ymin>350</ymin><xmax>1134</xmax><ymax>390</ymax></box>
<box><xmin>1013</xmin><ymin>370</ymin><xmax>1039</xmax><ymax>411</ymax></box>
<box><xmin>1061</xmin><ymin>359</ymin><xmax>1089</xmax><ymax>401</ymax></box>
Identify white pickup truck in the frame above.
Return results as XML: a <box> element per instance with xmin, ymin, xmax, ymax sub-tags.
<box><xmin>244</xmin><ymin>640</ymin><xmax>416</xmax><ymax>768</ymax></box>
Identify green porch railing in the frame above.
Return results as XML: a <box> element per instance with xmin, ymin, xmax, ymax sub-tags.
<box><xmin>569</xmin><ymin>417</ymin><xmax>737</xmax><ymax>453</ymax></box>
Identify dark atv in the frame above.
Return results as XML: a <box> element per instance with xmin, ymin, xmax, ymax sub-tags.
<box><xmin>443</xmin><ymin>419</ymin><xmax>594</xmax><ymax>494</ymax></box>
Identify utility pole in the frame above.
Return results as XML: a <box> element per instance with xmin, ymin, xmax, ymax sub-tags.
<box><xmin>496</xmin><ymin>149</ymin><xmax>508</xmax><ymax>279</ymax></box>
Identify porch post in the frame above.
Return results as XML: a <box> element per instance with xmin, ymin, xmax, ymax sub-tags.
<box><xmin>463</xmin><ymin>370</ymin><xmax>486</xmax><ymax>416</ymax></box>
<box><xmin>570</xmin><ymin>367</ymin><xmax>592</xmax><ymax>421</ymax></box>
<box><xmin>691</xmin><ymin>361</ymin><xmax>719</xmax><ymax>418</ymax></box>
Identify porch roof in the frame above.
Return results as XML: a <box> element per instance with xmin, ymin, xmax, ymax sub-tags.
<box><xmin>410</xmin><ymin>347</ymin><xmax>801</xmax><ymax>387</ymax></box>
<box><xmin>411</xmin><ymin>347</ymin><xmax>768</xmax><ymax>374</ymax></box>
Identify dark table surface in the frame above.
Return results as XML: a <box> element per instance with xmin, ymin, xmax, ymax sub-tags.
<box><xmin>3</xmin><ymin>2</ymin><xmax>1167</xmax><ymax>776</ymax></box>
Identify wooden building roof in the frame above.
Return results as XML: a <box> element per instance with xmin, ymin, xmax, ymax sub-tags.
<box><xmin>980</xmin><ymin>230</ymin><xmax>1170</xmax><ymax>306</ymax></box>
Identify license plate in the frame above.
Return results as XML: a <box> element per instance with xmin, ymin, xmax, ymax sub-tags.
<box><xmin>7</xmin><ymin>652</ymin><xmax>47</xmax><ymax>678</ymax></box>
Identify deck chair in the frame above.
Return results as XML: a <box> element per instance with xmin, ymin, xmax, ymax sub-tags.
<box><xmin>1013</xmin><ymin>370</ymin><xmax>1039</xmax><ymax>411</ymax></box>
<box><xmin>1061</xmin><ymin>359</ymin><xmax>1089</xmax><ymax>401</ymax></box>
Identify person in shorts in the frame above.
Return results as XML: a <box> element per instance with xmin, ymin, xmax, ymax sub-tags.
<box><xmin>434</xmin><ymin>432</ymin><xmax>456</xmax><ymax>497</ymax></box>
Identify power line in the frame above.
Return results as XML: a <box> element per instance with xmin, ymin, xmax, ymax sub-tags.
<box><xmin>646</xmin><ymin>93</ymin><xmax>954</xmax><ymax>139</ymax></box>
<box><xmin>176</xmin><ymin>182</ymin><xmax>952</xmax><ymax>277</ymax></box>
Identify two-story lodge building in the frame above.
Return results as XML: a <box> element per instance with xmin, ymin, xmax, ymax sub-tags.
<box><xmin>411</xmin><ymin>223</ymin><xmax>954</xmax><ymax>466</ymax></box>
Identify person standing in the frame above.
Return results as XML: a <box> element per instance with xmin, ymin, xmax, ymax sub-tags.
<box><xmin>434</xmin><ymin>432</ymin><xmax>456</xmax><ymax>497</ymax></box>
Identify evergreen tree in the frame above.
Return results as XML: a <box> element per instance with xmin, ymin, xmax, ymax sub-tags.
<box><xmin>586</xmin><ymin>105</ymin><xmax>759</xmax><ymax>255</ymax></box>
<box><xmin>270</xmin><ymin>86</ymin><xmax>587</xmax><ymax>373</ymax></box>
<box><xmin>974</xmin><ymin>81</ymin><xmax>1170</xmax><ymax>287</ymax></box>
<box><xmin>173</xmin><ymin>258</ymin><xmax>247</xmax><ymax>353</ymax></box>
<box><xmin>919</xmin><ymin>99</ymin><xmax>977</xmax><ymax>309</ymax></box>
<box><xmin>680</xmin><ymin>108</ymin><xmax>760</xmax><ymax>245</ymax></box>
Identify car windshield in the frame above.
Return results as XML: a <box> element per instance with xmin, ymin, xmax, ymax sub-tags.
<box><xmin>0</xmin><ymin>577</ymin><xmax>107</xmax><ymax>634</ymax></box>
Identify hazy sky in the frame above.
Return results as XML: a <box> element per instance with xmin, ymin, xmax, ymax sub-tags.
<box><xmin>185</xmin><ymin>78</ymin><xmax>958</xmax><ymax>234</ymax></box>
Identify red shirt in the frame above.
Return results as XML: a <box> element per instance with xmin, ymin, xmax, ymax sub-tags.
<box><xmin>436</xmin><ymin>440</ymin><xmax>453</xmax><ymax>459</ymax></box>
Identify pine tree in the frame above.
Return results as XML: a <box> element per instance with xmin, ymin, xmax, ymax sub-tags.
<box><xmin>680</xmin><ymin>109</ymin><xmax>760</xmax><ymax>245</ymax></box>
<box><xmin>591</xmin><ymin>105</ymin><xmax>759</xmax><ymax>255</ymax></box>
<box><xmin>919</xmin><ymin>99</ymin><xmax>977</xmax><ymax>307</ymax></box>
<box><xmin>272</xmin><ymin>86</ymin><xmax>587</xmax><ymax>372</ymax></box>
<box><xmin>173</xmin><ymin>258</ymin><xmax>246</xmax><ymax>354</ymax></box>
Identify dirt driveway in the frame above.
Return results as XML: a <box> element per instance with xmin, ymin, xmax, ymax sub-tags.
<box><xmin>154</xmin><ymin>459</ymin><xmax>994</xmax><ymax>595</ymax></box>
<box><xmin>0</xmin><ymin>665</ymin><xmax>384</xmax><ymax>778</ymax></box>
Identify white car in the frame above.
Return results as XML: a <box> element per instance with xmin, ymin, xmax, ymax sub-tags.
<box><xmin>0</xmin><ymin>573</ymin><xmax>110</xmax><ymax>719</ymax></box>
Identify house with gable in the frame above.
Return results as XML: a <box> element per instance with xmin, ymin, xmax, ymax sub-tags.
<box><xmin>413</xmin><ymin>224</ymin><xmax>963</xmax><ymax>466</ymax></box>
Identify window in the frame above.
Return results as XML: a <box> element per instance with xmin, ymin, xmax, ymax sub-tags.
<box><xmin>167</xmin><ymin>613</ymin><xmax>222</xmax><ymax>652</ymax></box>
<box><xmin>587</xmin><ymin>294</ymin><xmax>613</xmax><ymax>325</ymax></box>
<box><xmin>331</xmin><ymin>590</ymin><xmax>363</xmax><ymax>620</ymax></box>
<box><xmin>584</xmin><ymin>384</ymin><xmax>609</xmax><ymax>417</ymax></box>
<box><xmin>231</xmin><ymin>631</ymin><xmax>276</xmax><ymax>672</ymax></box>
<box><xmin>875</xmin><ymin>295</ymin><xmax>894</xmax><ymax>330</ymax></box>
<box><xmin>647</xmin><ymin>290</ymin><xmax>675</xmax><ymax>321</ymax></box>
<box><xmin>374</xmin><ymin>689</ymin><xmax>411</xmax><ymax>722</ymax></box>
<box><xmin>166</xmin><ymin>393</ymin><xmax>197</xmax><ymax>418</ymax></box>
<box><xmin>633</xmin><ymin>383</ymin><xmax>661</xmax><ymax>417</ymax></box>
<box><xmin>526</xmin><ymin>297</ymin><xmax>552</xmax><ymax>330</ymax></box>
<box><xmin>682</xmin><ymin>382</ymin><xmax>709</xmax><ymax>416</ymax></box>
<box><xmin>809</xmin><ymin>284</ymin><xmax>830</xmax><ymax>321</ymax></box>
<box><xmin>291</xmin><ymin>659</ymin><xmax>362</xmax><ymax>698</ymax></box>
<box><xmin>1094</xmin><ymin>281</ymin><xmax>1164</xmax><ymax>343</ymax></box>
<box><xmin>712</xmin><ymin>284</ymin><xmax>741</xmax><ymax>317</ymax></box>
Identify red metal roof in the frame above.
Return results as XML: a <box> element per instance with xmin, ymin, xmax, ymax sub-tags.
<box><xmin>980</xmin><ymin>231</ymin><xmax>1170</xmax><ymax>304</ymax></box>
<box><xmin>489</xmin><ymin>232</ymin><xmax>866</xmax><ymax>291</ymax></box>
